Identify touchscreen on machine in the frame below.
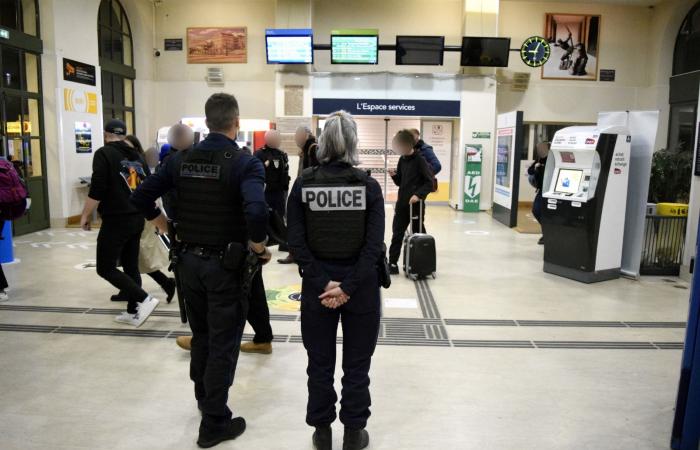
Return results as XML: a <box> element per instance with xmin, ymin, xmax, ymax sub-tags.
<box><xmin>554</xmin><ymin>169</ymin><xmax>583</xmax><ymax>194</ymax></box>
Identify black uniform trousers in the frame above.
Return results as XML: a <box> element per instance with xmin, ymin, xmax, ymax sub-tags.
<box><xmin>301</xmin><ymin>266</ymin><xmax>381</xmax><ymax>430</ymax></box>
<box><xmin>388</xmin><ymin>201</ymin><xmax>426</xmax><ymax>265</ymax></box>
<box><xmin>96</xmin><ymin>214</ymin><xmax>148</xmax><ymax>313</ymax></box>
<box><xmin>266</xmin><ymin>190</ymin><xmax>289</xmax><ymax>252</ymax></box>
<box><xmin>179</xmin><ymin>251</ymin><xmax>247</xmax><ymax>429</ymax></box>
<box><xmin>247</xmin><ymin>268</ymin><xmax>273</xmax><ymax>343</ymax></box>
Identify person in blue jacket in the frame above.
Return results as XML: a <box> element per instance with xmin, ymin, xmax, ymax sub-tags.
<box><xmin>287</xmin><ymin>110</ymin><xmax>385</xmax><ymax>450</ymax></box>
<box><xmin>409</xmin><ymin>128</ymin><xmax>441</xmax><ymax>175</ymax></box>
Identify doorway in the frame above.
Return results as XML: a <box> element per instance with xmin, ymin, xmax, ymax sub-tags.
<box><xmin>0</xmin><ymin>43</ymin><xmax>49</xmax><ymax>234</ymax></box>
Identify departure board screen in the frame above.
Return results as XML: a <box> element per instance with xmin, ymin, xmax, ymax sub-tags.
<box><xmin>331</xmin><ymin>35</ymin><xmax>379</xmax><ymax>64</ymax></box>
<box><xmin>266</xmin><ymin>29</ymin><xmax>313</xmax><ymax>64</ymax></box>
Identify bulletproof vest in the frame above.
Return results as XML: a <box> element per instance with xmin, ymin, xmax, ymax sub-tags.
<box><xmin>175</xmin><ymin>146</ymin><xmax>242</xmax><ymax>247</ymax></box>
<box><xmin>301</xmin><ymin>165</ymin><xmax>368</xmax><ymax>260</ymax></box>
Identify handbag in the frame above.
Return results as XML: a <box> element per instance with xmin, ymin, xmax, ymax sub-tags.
<box><xmin>377</xmin><ymin>243</ymin><xmax>392</xmax><ymax>289</ymax></box>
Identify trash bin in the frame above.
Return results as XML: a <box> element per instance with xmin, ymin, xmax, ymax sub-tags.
<box><xmin>0</xmin><ymin>221</ymin><xmax>13</xmax><ymax>264</ymax></box>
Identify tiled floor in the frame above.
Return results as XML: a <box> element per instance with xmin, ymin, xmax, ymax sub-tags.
<box><xmin>0</xmin><ymin>206</ymin><xmax>691</xmax><ymax>449</ymax></box>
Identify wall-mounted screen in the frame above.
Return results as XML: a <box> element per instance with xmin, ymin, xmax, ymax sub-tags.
<box><xmin>554</xmin><ymin>168</ymin><xmax>583</xmax><ymax>194</ymax></box>
<box><xmin>396</xmin><ymin>36</ymin><xmax>444</xmax><ymax>65</ymax></box>
<box><xmin>460</xmin><ymin>37</ymin><xmax>511</xmax><ymax>67</ymax></box>
<box><xmin>331</xmin><ymin>29</ymin><xmax>378</xmax><ymax>64</ymax></box>
<box><xmin>266</xmin><ymin>28</ymin><xmax>313</xmax><ymax>64</ymax></box>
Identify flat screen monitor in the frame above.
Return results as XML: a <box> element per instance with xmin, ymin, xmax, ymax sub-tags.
<box><xmin>554</xmin><ymin>169</ymin><xmax>583</xmax><ymax>194</ymax></box>
<box><xmin>460</xmin><ymin>37</ymin><xmax>511</xmax><ymax>67</ymax></box>
<box><xmin>331</xmin><ymin>34</ymin><xmax>378</xmax><ymax>64</ymax></box>
<box><xmin>396</xmin><ymin>36</ymin><xmax>444</xmax><ymax>65</ymax></box>
<box><xmin>266</xmin><ymin>28</ymin><xmax>313</xmax><ymax>64</ymax></box>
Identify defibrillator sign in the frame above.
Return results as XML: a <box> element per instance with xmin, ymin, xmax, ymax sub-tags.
<box><xmin>302</xmin><ymin>186</ymin><xmax>366</xmax><ymax>211</ymax></box>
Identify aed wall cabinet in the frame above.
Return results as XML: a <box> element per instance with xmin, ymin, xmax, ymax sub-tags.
<box><xmin>540</xmin><ymin>126</ymin><xmax>632</xmax><ymax>283</ymax></box>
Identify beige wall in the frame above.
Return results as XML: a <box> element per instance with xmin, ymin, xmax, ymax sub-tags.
<box><xmin>311</xmin><ymin>0</ymin><xmax>464</xmax><ymax>73</ymax></box>
<box><xmin>152</xmin><ymin>0</ymin><xmax>277</xmax><ymax>128</ymax></box>
<box><xmin>497</xmin><ymin>1</ymin><xmax>652</xmax><ymax>124</ymax></box>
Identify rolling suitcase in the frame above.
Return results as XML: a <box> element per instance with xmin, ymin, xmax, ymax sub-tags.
<box><xmin>402</xmin><ymin>201</ymin><xmax>436</xmax><ymax>280</ymax></box>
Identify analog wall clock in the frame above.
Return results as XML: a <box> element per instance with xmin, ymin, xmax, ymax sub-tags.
<box><xmin>520</xmin><ymin>36</ymin><xmax>551</xmax><ymax>68</ymax></box>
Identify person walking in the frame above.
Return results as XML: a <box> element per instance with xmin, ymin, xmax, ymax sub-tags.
<box><xmin>387</xmin><ymin>130</ymin><xmax>435</xmax><ymax>274</ymax></box>
<box><xmin>287</xmin><ymin>110</ymin><xmax>385</xmax><ymax>450</ymax></box>
<box><xmin>528</xmin><ymin>141</ymin><xmax>550</xmax><ymax>245</ymax></box>
<box><xmin>80</xmin><ymin>119</ymin><xmax>159</xmax><ymax>327</ymax></box>
<box><xmin>130</xmin><ymin>93</ymin><xmax>270</xmax><ymax>448</ymax></box>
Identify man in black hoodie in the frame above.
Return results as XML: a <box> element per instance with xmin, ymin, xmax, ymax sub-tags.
<box><xmin>80</xmin><ymin>119</ymin><xmax>159</xmax><ymax>327</ymax></box>
<box><xmin>388</xmin><ymin>130</ymin><xmax>434</xmax><ymax>274</ymax></box>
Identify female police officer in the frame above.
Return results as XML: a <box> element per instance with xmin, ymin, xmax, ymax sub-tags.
<box><xmin>287</xmin><ymin>111</ymin><xmax>385</xmax><ymax>450</ymax></box>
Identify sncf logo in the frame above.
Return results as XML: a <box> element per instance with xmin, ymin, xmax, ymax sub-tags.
<box><xmin>614</xmin><ymin>168</ymin><xmax>622</xmax><ymax>174</ymax></box>
<box><xmin>585</xmin><ymin>138</ymin><xmax>596</xmax><ymax>145</ymax></box>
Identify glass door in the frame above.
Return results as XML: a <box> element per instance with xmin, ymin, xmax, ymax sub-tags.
<box><xmin>0</xmin><ymin>44</ymin><xmax>48</xmax><ymax>234</ymax></box>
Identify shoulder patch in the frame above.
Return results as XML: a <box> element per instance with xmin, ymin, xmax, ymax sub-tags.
<box><xmin>302</xmin><ymin>185</ymin><xmax>366</xmax><ymax>211</ymax></box>
<box><xmin>180</xmin><ymin>162</ymin><xmax>221</xmax><ymax>180</ymax></box>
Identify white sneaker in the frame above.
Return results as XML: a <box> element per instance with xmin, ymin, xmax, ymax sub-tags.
<box><xmin>114</xmin><ymin>312</ymin><xmax>139</xmax><ymax>326</ymax></box>
<box><xmin>0</xmin><ymin>290</ymin><xmax>8</xmax><ymax>302</ymax></box>
<box><xmin>134</xmin><ymin>296</ymin><xmax>159</xmax><ymax>327</ymax></box>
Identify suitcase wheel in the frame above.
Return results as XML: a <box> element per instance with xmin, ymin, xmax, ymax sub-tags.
<box><xmin>431</xmin><ymin>273</ymin><xmax>436</xmax><ymax>279</ymax></box>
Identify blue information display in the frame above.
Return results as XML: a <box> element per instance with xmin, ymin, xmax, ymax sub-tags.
<box><xmin>266</xmin><ymin>28</ymin><xmax>313</xmax><ymax>64</ymax></box>
<box><xmin>312</xmin><ymin>98</ymin><xmax>460</xmax><ymax>117</ymax></box>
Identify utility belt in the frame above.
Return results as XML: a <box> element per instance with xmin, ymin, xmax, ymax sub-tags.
<box><xmin>181</xmin><ymin>242</ymin><xmax>245</xmax><ymax>272</ymax></box>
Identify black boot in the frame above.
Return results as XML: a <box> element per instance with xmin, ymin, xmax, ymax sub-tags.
<box><xmin>197</xmin><ymin>417</ymin><xmax>246</xmax><ymax>448</ymax></box>
<box><xmin>343</xmin><ymin>428</ymin><xmax>369</xmax><ymax>450</ymax></box>
<box><xmin>312</xmin><ymin>425</ymin><xmax>332</xmax><ymax>450</ymax></box>
<box><xmin>389</xmin><ymin>263</ymin><xmax>399</xmax><ymax>275</ymax></box>
<box><xmin>163</xmin><ymin>277</ymin><xmax>176</xmax><ymax>303</ymax></box>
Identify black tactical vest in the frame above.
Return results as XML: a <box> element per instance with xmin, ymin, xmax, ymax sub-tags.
<box><xmin>301</xmin><ymin>165</ymin><xmax>368</xmax><ymax>260</ymax></box>
<box><xmin>175</xmin><ymin>146</ymin><xmax>242</xmax><ymax>247</ymax></box>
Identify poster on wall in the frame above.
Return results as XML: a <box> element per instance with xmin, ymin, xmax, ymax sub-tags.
<box><xmin>422</xmin><ymin>120</ymin><xmax>452</xmax><ymax>202</ymax></box>
<box><xmin>75</xmin><ymin>122</ymin><xmax>92</xmax><ymax>154</ymax></box>
<box><xmin>187</xmin><ymin>27</ymin><xmax>247</xmax><ymax>64</ymax></box>
<box><xmin>63</xmin><ymin>58</ymin><xmax>96</xmax><ymax>86</ymax></box>
<box><xmin>542</xmin><ymin>13</ymin><xmax>601</xmax><ymax>81</ymax></box>
<box><xmin>493</xmin><ymin>111</ymin><xmax>524</xmax><ymax>228</ymax></box>
<box><xmin>64</xmin><ymin>88</ymin><xmax>98</xmax><ymax>114</ymax></box>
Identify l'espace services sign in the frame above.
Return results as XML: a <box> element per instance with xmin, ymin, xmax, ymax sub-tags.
<box><xmin>313</xmin><ymin>98</ymin><xmax>460</xmax><ymax>117</ymax></box>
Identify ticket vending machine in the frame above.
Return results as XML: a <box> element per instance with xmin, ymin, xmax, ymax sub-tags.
<box><xmin>540</xmin><ymin>126</ymin><xmax>631</xmax><ymax>283</ymax></box>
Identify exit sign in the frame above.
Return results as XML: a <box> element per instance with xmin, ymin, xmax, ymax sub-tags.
<box><xmin>0</xmin><ymin>28</ymin><xmax>9</xmax><ymax>40</ymax></box>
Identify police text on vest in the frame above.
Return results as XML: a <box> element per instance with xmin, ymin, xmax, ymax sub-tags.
<box><xmin>302</xmin><ymin>186</ymin><xmax>366</xmax><ymax>211</ymax></box>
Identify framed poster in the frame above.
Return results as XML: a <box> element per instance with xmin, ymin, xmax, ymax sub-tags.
<box><xmin>492</xmin><ymin>111</ymin><xmax>524</xmax><ymax>228</ymax></box>
<box><xmin>542</xmin><ymin>13</ymin><xmax>601</xmax><ymax>81</ymax></box>
<box><xmin>187</xmin><ymin>27</ymin><xmax>247</xmax><ymax>64</ymax></box>
<box><xmin>422</xmin><ymin>120</ymin><xmax>453</xmax><ymax>202</ymax></box>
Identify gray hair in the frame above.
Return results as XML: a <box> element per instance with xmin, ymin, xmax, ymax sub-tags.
<box><xmin>316</xmin><ymin>111</ymin><xmax>360</xmax><ymax>166</ymax></box>
<box><xmin>296</xmin><ymin>126</ymin><xmax>313</xmax><ymax>135</ymax></box>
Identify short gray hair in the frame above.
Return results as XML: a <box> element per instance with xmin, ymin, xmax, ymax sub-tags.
<box><xmin>296</xmin><ymin>126</ymin><xmax>312</xmax><ymax>135</ymax></box>
<box><xmin>317</xmin><ymin>111</ymin><xmax>360</xmax><ymax>166</ymax></box>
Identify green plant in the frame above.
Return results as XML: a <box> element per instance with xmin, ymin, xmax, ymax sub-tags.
<box><xmin>648</xmin><ymin>147</ymin><xmax>692</xmax><ymax>204</ymax></box>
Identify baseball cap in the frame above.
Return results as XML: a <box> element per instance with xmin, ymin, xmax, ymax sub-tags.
<box><xmin>104</xmin><ymin>119</ymin><xmax>127</xmax><ymax>136</ymax></box>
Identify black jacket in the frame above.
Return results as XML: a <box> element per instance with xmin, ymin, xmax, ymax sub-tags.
<box><xmin>391</xmin><ymin>152</ymin><xmax>434</xmax><ymax>208</ymax></box>
<box><xmin>527</xmin><ymin>157</ymin><xmax>547</xmax><ymax>191</ymax></box>
<box><xmin>89</xmin><ymin>140</ymin><xmax>149</xmax><ymax>218</ymax></box>
<box><xmin>300</xmin><ymin>137</ymin><xmax>319</xmax><ymax>173</ymax></box>
<box><xmin>255</xmin><ymin>145</ymin><xmax>290</xmax><ymax>192</ymax></box>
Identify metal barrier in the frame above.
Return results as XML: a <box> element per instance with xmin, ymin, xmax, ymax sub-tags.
<box><xmin>640</xmin><ymin>215</ymin><xmax>688</xmax><ymax>276</ymax></box>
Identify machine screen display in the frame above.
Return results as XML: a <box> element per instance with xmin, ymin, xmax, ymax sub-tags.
<box><xmin>554</xmin><ymin>169</ymin><xmax>583</xmax><ymax>194</ymax></box>
<box><xmin>266</xmin><ymin>33</ymin><xmax>313</xmax><ymax>64</ymax></box>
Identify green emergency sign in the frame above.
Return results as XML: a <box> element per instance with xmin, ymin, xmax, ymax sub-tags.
<box><xmin>463</xmin><ymin>144</ymin><xmax>482</xmax><ymax>212</ymax></box>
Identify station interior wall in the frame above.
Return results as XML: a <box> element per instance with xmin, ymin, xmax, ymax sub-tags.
<box><xmin>37</xmin><ymin>0</ymin><xmax>697</xmax><ymax>227</ymax></box>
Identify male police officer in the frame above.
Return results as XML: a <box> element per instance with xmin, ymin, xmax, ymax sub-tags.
<box><xmin>131</xmin><ymin>93</ymin><xmax>270</xmax><ymax>448</ymax></box>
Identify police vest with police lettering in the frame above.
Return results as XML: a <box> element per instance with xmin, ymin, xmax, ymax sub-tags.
<box><xmin>301</xmin><ymin>165</ymin><xmax>368</xmax><ymax>260</ymax></box>
<box><xmin>175</xmin><ymin>146</ymin><xmax>243</xmax><ymax>247</ymax></box>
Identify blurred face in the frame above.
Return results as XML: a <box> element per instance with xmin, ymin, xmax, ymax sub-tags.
<box><xmin>392</xmin><ymin>137</ymin><xmax>413</xmax><ymax>156</ymax></box>
<box><xmin>294</xmin><ymin>129</ymin><xmax>308</xmax><ymax>148</ymax></box>
<box><xmin>265</xmin><ymin>131</ymin><xmax>281</xmax><ymax>148</ymax></box>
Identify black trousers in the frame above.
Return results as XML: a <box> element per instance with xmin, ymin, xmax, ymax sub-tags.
<box><xmin>247</xmin><ymin>268</ymin><xmax>273</xmax><ymax>343</ymax></box>
<box><xmin>266</xmin><ymin>190</ymin><xmax>288</xmax><ymax>251</ymax></box>
<box><xmin>179</xmin><ymin>251</ymin><xmax>247</xmax><ymax>429</ymax></box>
<box><xmin>302</xmin><ymin>305</ymin><xmax>381</xmax><ymax>430</ymax></box>
<box><xmin>532</xmin><ymin>190</ymin><xmax>543</xmax><ymax>224</ymax></box>
<box><xmin>389</xmin><ymin>201</ymin><xmax>426</xmax><ymax>265</ymax></box>
<box><xmin>96</xmin><ymin>215</ymin><xmax>147</xmax><ymax>314</ymax></box>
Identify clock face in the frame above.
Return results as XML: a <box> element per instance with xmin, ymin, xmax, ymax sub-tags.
<box><xmin>520</xmin><ymin>36</ymin><xmax>551</xmax><ymax>68</ymax></box>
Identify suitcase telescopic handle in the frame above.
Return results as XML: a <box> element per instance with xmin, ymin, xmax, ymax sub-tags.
<box><xmin>409</xmin><ymin>199</ymin><xmax>424</xmax><ymax>234</ymax></box>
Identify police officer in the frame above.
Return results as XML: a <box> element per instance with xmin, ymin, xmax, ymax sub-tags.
<box><xmin>130</xmin><ymin>93</ymin><xmax>270</xmax><ymax>448</ymax></box>
<box><xmin>287</xmin><ymin>111</ymin><xmax>385</xmax><ymax>450</ymax></box>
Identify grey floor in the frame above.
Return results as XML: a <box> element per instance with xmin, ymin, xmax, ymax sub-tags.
<box><xmin>0</xmin><ymin>206</ymin><xmax>690</xmax><ymax>450</ymax></box>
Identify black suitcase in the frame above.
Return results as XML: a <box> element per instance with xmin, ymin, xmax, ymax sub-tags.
<box><xmin>402</xmin><ymin>201</ymin><xmax>436</xmax><ymax>280</ymax></box>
